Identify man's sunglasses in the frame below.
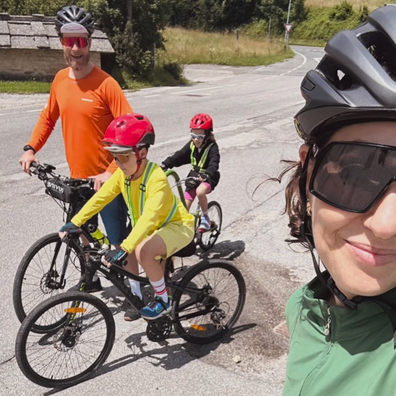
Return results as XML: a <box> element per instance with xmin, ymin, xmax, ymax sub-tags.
<box><xmin>309</xmin><ymin>141</ymin><xmax>396</xmax><ymax>213</ymax></box>
<box><xmin>191</xmin><ymin>133</ymin><xmax>205</xmax><ymax>140</ymax></box>
<box><xmin>61</xmin><ymin>37</ymin><xmax>89</xmax><ymax>48</ymax></box>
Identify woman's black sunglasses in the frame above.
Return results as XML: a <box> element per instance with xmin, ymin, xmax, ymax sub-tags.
<box><xmin>309</xmin><ymin>141</ymin><xmax>396</xmax><ymax>213</ymax></box>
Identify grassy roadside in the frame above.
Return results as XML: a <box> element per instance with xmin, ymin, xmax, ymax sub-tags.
<box><xmin>0</xmin><ymin>27</ymin><xmax>294</xmax><ymax>94</ymax></box>
<box><xmin>163</xmin><ymin>27</ymin><xmax>294</xmax><ymax>66</ymax></box>
<box><xmin>305</xmin><ymin>0</ymin><xmax>382</xmax><ymax>11</ymax></box>
<box><xmin>0</xmin><ymin>80</ymin><xmax>52</xmax><ymax>94</ymax></box>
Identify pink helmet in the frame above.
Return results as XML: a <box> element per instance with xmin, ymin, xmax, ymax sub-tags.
<box><xmin>190</xmin><ymin>113</ymin><xmax>213</xmax><ymax>131</ymax></box>
<box><xmin>102</xmin><ymin>113</ymin><xmax>155</xmax><ymax>153</ymax></box>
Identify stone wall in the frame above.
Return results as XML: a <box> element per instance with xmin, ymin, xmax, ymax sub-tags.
<box><xmin>0</xmin><ymin>48</ymin><xmax>101</xmax><ymax>81</ymax></box>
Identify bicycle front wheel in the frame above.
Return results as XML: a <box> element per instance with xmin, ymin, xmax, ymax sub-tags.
<box><xmin>172</xmin><ymin>259</ymin><xmax>246</xmax><ymax>344</ymax></box>
<box><xmin>13</xmin><ymin>233</ymin><xmax>85</xmax><ymax>325</ymax></box>
<box><xmin>15</xmin><ymin>291</ymin><xmax>115</xmax><ymax>388</ymax></box>
<box><xmin>198</xmin><ymin>201</ymin><xmax>222</xmax><ymax>251</ymax></box>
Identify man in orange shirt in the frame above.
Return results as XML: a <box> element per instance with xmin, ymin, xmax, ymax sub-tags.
<box><xmin>19</xmin><ymin>6</ymin><xmax>140</xmax><ymax>320</ymax></box>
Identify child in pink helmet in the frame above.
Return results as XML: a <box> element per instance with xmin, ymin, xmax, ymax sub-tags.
<box><xmin>161</xmin><ymin>113</ymin><xmax>220</xmax><ymax>231</ymax></box>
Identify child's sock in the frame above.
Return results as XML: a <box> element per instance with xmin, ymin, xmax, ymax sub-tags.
<box><xmin>150</xmin><ymin>277</ymin><xmax>169</xmax><ymax>303</ymax></box>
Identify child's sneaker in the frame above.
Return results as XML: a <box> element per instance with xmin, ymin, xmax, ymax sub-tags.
<box><xmin>198</xmin><ymin>214</ymin><xmax>211</xmax><ymax>232</ymax></box>
<box><xmin>140</xmin><ymin>296</ymin><xmax>172</xmax><ymax>320</ymax></box>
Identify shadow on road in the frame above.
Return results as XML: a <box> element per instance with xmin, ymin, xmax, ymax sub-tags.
<box><xmin>42</xmin><ymin>321</ymin><xmax>256</xmax><ymax>395</ymax></box>
<box><xmin>183</xmin><ymin>322</ymin><xmax>257</xmax><ymax>358</ymax></box>
<box><xmin>195</xmin><ymin>239</ymin><xmax>245</xmax><ymax>261</ymax></box>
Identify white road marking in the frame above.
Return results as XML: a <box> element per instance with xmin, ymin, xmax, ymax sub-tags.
<box><xmin>171</xmin><ymin>86</ymin><xmax>222</xmax><ymax>95</ymax></box>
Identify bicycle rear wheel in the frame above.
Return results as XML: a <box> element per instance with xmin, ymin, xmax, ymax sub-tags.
<box><xmin>172</xmin><ymin>259</ymin><xmax>246</xmax><ymax>344</ymax></box>
<box><xmin>15</xmin><ymin>291</ymin><xmax>115</xmax><ymax>388</ymax></box>
<box><xmin>13</xmin><ymin>233</ymin><xmax>85</xmax><ymax>326</ymax></box>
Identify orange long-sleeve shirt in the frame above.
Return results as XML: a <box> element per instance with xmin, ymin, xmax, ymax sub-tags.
<box><xmin>28</xmin><ymin>66</ymin><xmax>132</xmax><ymax>178</ymax></box>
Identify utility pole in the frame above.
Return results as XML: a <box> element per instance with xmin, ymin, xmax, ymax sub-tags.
<box><xmin>127</xmin><ymin>0</ymin><xmax>133</xmax><ymax>39</ymax></box>
<box><xmin>284</xmin><ymin>0</ymin><xmax>292</xmax><ymax>48</ymax></box>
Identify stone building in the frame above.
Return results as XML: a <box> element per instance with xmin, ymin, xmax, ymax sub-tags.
<box><xmin>0</xmin><ymin>13</ymin><xmax>115</xmax><ymax>81</ymax></box>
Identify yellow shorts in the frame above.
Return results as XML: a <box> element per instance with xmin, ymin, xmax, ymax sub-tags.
<box><xmin>154</xmin><ymin>218</ymin><xmax>195</xmax><ymax>259</ymax></box>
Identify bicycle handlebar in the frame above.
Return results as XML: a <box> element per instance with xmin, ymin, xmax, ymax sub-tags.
<box><xmin>173</xmin><ymin>176</ymin><xmax>201</xmax><ymax>187</ymax></box>
<box><xmin>30</xmin><ymin>162</ymin><xmax>95</xmax><ymax>188</ymax></box>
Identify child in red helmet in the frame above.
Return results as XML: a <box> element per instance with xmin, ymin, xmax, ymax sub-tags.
<box><xmin>59</xmin><ymin>113</ymin><xmax>195</xmax><ymax>321</ymax></box>
<box><xmin>161</xmin><ymin>113</ymin><xmax>220</xmax><ymax>231</ymax></box>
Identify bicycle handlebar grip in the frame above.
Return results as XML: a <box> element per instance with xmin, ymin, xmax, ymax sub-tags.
<box><xmin>88</xmin><ymin>178</ymin><xmax>96</xmax><ymax>189</ymax></box>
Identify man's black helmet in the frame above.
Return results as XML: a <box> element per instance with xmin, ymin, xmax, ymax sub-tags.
<box><xmin>55</xmin><ymin>5</ymin><xmax>95</xmax><ymax>37</ymax></box>
<box><xmin>295</xmin><ymin>5</ymin><xmax>396</xmax><ymax>141</ymax></box>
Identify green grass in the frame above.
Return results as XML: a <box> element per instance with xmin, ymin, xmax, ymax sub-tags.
<box><xmin>0</xmin><ymin>28</ymin><xmax>294</xmax><ymax>93</ymax></box>
<box><xmin>163</xmin><ymin>27</ymin><xmax>294</xmax><ymax>67</ymax></box>
<box><xmin>0</xmin><ymin>80</ymin><xmax>52</xmax><ymax>94</ymax></box>
<box><xmin>305</xmin><ymin>0</ymin><xmax>382</xmax><ymax>11</ymax></box>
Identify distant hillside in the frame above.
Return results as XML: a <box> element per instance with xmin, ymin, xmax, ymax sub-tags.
<box><xmin>305</xmin><ymin>0</ymin><xmax>385</xmax><ymax>11</ymax></box>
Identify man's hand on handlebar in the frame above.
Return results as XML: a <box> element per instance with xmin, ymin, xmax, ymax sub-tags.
<box><xmin>89</xmin><ymin>171</ymin><xmax>112</xmax><ymax>191</ymax></box>
<box><xmin>19</xmin><ymin>151</ymin><xmax>39</xmax><ymax>176</ymax></box>
<box><xmin>101</xmin><ymin>247</ymin><xmax>128</xmax><ymax>268</ymax></box>
<box><xmin>59</xmin><ymin>222</ymin><xmax>82</xmax><ymax>240</ymax></box>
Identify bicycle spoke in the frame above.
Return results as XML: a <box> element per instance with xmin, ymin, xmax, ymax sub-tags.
<box><xmin>14</xmin><ymin>234</ymin><xmax>84</xmax><ymax>325</ymax></box>
<box><xmin>173</xmin><ymin>261</ymin><xmax>245</xmax><ymax>344</ymax></box>
<box><xmin>23</xmin><ymin>299</ymin><xmax>110</xmax><ymax>382</ymax></box>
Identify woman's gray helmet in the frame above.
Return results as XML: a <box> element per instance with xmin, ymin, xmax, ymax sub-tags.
<box><xmin>295</xmin><ymin>5</ymin><xmax>396</xmax><ymax>142</ymax></box>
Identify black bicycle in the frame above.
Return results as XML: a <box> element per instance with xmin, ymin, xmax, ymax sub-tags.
<box><xmin>13</xmin><ymin>163</ymin><xmax>110</xmax><ymax>325</ymax></box>
<box><xmin>166</xmin><ymin>170</ymin><xmax>222</xmax><ymax>251</ymax></box>
<box><xmin>15</xmin><ymin>238</ymin><xmax>246</xmax><ymax>388</ymax></box>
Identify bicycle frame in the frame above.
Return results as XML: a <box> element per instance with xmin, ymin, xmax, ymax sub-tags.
<box><xmin>165</xmin><ymin>169</ymin><xmax>202</xmax><ymax>228</ymax></box>
<box><xmin>79</xmin><ymin>246</ymin><xmax>211</xmax><ymax>323</ymax></box>
<box><xmin>32</xmin><ymin>163</ymin><xmax>111</xmax><ymax>284</ymax></box>
<box><xmin>47</xmin><ymin>228</ymin><xmax>93</xmax><ymax>291</ymax></box>
<box><xmin>165</xmin><ymin>169</ymin><xmax>187</xmax><ymax>208</ymax></box>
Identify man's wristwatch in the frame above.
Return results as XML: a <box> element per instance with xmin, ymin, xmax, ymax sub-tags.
<box><xmin>23</xmin><ymin>145</ymin><xmax>36</xmax><ymax>154</ymax></box>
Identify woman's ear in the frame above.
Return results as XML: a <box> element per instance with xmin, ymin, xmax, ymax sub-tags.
<box><xmin>299</xmin><ymin>144</ymin><xmax>310</xmax><ymax>167</ymax></box>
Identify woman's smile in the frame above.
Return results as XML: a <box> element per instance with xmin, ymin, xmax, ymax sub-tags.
<box><xmin>346</xmin><ymin>240</ymin><xmax>396</xmax><ymax>266</ymax></box>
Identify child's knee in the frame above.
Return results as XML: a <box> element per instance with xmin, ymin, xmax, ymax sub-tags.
<box><xmin>197</xmin><ymin>186</ymin><xmax>208</xmax><ymax>197</ymax></box>
<box><xmin>136</xmin><ymin>243</ymin><xmax>151</xmax><ymax>262</ymax></box>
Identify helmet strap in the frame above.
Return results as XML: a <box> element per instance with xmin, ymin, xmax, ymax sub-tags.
<box><xmin>130</xmin><ymin>146</ymin><xmax>142</xmax><ymax>180</ymax></box>
<box><xmin>299</xmin><ymin>147</ymin><xmax>359</xmax><ymax>310</ymax></box>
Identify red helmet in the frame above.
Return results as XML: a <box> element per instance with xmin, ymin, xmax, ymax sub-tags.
<box><xmin>190</xmin><ymin>113</ymin><xmax>213</xmax><ymax>131</ymax></box>
<box><xmin>102</xmin><ymin>113</ymin><xmax>155</xmax><ymax>153</ymax></box>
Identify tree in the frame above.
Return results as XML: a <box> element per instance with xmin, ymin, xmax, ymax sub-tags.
<box><xmin>0</xmin><ymin>0</ymin><xmax>170</xmax><ymax>79</ymax></box>
<box><xmin>86</xmin><ymin>0</ymin><xmax>169</xmax><ymax>78</ymax></box>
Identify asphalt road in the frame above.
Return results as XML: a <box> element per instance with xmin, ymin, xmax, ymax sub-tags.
<box><xmin>0</xmin><ymin>45</ymin><xmax>324</xmax><ymax>396</ymax></box>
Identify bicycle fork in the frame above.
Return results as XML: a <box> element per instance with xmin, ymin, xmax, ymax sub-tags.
<box><xmin>43</xmin><ymin>239</ymin><xmax>70</xmax><ymax>291</ymax></box>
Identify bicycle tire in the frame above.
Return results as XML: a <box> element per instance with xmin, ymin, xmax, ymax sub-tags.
<box><xmin>15</xmin><ymin>291</ymin><xmax>115</xmax><ymax>388</ymax></box>
<box><xmin>13</xmin><ymin>233</ymin><xmax>85</xmax><ymax>326</ymax></box>
<box><xmin>172</xmin><ymin>259</ymin><xmax>246</xmax><ymax>344</ymax></box>
<box><xmin>198</xmin><ymin>201</ymin><xmax>223</xmax><ymax>251</ymax></box>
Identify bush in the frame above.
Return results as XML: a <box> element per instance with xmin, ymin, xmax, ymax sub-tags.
<box><xmin>163</xmin><ymin>61</ymin><xmax>184</xmax><ymax>80</ymax></box>
<box><xmin>330</xmin><ymin>1</ymin><xmax>353</xmax><ymax>21</ymax></box>
<box><xmin>291</xmin><ymin>3</ymin><xmax>362</xmax><ymax>43</ymax></box>
<box><xmin>242</xmin><ymin>19</ymin><xmax>269</xmax><ymax>39</ymax></box>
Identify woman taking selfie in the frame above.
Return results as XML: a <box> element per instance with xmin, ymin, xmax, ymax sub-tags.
<box><xmin>281</xmin><ymin>5</ymin><xmax>396</xmax><ymax>395</ymax></box>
